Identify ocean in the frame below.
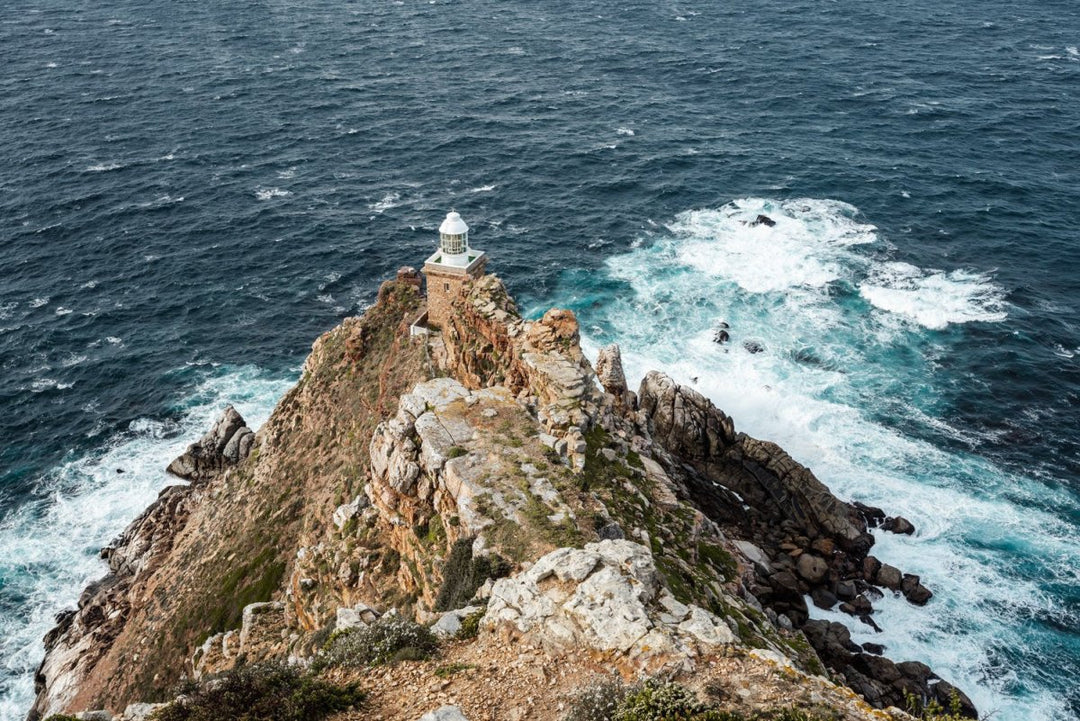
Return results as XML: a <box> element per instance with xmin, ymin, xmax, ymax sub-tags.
<box><xmin>1</xmin><ymin>1</ymin><xmax>1078</xmax><ymax>719</ymax></box>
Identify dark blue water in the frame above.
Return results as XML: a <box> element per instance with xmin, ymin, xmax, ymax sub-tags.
<box><xmin>2</xmin><ymin>1</ymin><xmax>1078</xmax><ymax>719</ymax></box>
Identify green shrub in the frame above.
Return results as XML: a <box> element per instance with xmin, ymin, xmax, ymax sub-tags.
<box><xmin>456</xmin><ymin>608</ymin><xmax>486</xmax><ymax>640</ymax></box>
<box><xmin>434</xmin><ymin>537</ymin><xmax>512</xmax><ymax>611</ymax></box>
<box><xmin>316</xmin><ymin>616</ymin><xmax>438</xmax><ymax>668</ymax></box>
<box><xmin>434</xmin><ymin>662</ymin><xmax>476</xmax><ymax>678</ymax></box>
<box><xmin>564</xmin><ymin>679</ymin><xmax>628</xmax><ymax>721</ymax></box>
<box><xmin>151</xmin><ymin>662</ymin><xmax>363</xmax><ymax>721</ymax></box>
<box><xmin>615</xmin><ymin>679</ymin><xmax>708</xmax><ymax>721</ymax></box>
<box><xmin>44</xmin><ymin>716</ymin><xmax>80</xmax><ymax>721</ymax></box>
<box><xmin>563</xmin><ymin>679</ymin><xmax>771</xmax><ymax>721</ymax></box>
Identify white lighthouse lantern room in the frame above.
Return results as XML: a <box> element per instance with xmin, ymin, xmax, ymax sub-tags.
<box><xmin>439</xmin><ymin>211</ymin><xmax>470</xmax><ymax>258</ymax></box>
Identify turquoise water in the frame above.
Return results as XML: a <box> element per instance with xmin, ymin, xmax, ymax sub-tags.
<box><xmin>2</xmin><ymin>1</ymin><xmax>1078</xmax><ymax>719</ymax></box>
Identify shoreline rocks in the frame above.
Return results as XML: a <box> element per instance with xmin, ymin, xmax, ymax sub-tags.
<box><xmin>165</xmin><ymin>406</ymin><xmax>254</xmax><ymax>482</ymax></box>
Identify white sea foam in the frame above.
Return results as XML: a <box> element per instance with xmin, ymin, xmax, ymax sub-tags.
<box><xmin>468</xmin><ymin>184</ymin><xmax>496</xmax><ymax>193</ymax></box>
<box><xmin>85</xmin><ymin>162</ymin><xmax>124</xmax><ymax>172</ymax></box>
<box><xmin>0</xmin><ymin>366</ymin><xmax>294</xmax><ymax>721</ymax></box>
<box><xmin>860</xmin><ymin>262</ymin><xmax>1007</xmax><ymax>330</ymax></box>
<box><xmin>255</xmin><ymin>188</ymin><xmax>291</xmax><ymax>200</ymax></box>
<box><xmin>616</xmin><ymin>127</ymin><xmax>635</xmax><ymax>136</ymax></box>
<box><xmin>29</xmin><ymin>297</ymin><xmax>49</xmax><ymax>309</ymax></box>
<box><xmin>581</xmin><ymin>198</ymin><xmax>1074</xmax><ymax>721</ymax></box>
<box><xmin>54</xmin><ymin>307</ymin><xmax>73</xmax><ymax>316</ymax></box>
<box><xmin>368</xmin><ymin>192</ymin><xmax>400</xmax><ymax>213</ymax></box>
<box><xmin>665</xmin><ymin>198</ymin><xmax>876</xmax><ymax>294</ymax></box>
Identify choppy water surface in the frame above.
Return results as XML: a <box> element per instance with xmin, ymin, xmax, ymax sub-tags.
<box><xmin>1</xmin><ymin>1</ymin><xmax>1078</xmax><ymax>719</ymax></box>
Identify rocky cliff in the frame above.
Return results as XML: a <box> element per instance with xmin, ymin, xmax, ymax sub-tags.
<box><xmin>29</xmin><ymin>271</ymin><xmax>975</xmax><ymax>721</ymax></box>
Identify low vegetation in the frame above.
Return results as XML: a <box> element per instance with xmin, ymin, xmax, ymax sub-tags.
<box><xmin>151</xmin><ymin>662</ymin><xmax>364</xmax><ymax>721</ymax></box>
<box><xmin>315</xmin><ymin>616</ymin><xmax>438</xmax><ymax>669</ymax></box>
<box><xmin>564</xmin><ymin>678</ymin><xmax>837</xmax><ymax>721</ymax></box>
<box><xmin>433</xmin><ymin>536</ymin><xmax>511</xmax><ymax>611</ymax></box>
<box><xmin>455</xmin><ymin>608</ymin><xmax>486</xmax><ymax>640</ymax></box>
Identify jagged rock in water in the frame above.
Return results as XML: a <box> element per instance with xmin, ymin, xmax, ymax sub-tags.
<box><xmin>639</xmin><ymin>370</ymin><xmax>869</xmax><ymax>553</ymax></box>
<box><xmin>743</xmin><ymin>340</ymin><xmax>765</xmax><ymax>354</ymax></box>
<box><xmin>803</xmin><ymin>620</ymin><xmax>977</xmax><ymax>718</ymax></box>
<box><xmin>750</xmin><ymin>214</ymin><xmax>777</xmax><ymax>227</ymax></box>
<box><xmin>166</xmin><ymin>405</ymin><xmax>254</xmax><ymax>482</ymax></box>
<box><xmin>882</xmin><ymin>515</ymin><xmax>915</xmax><ymax>535</ymax></box>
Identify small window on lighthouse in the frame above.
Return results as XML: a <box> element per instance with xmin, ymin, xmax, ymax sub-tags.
<box><xmin>444</xmin><ymin>282</ymin><xmax>450</xmax><ymax>291</ymax></box>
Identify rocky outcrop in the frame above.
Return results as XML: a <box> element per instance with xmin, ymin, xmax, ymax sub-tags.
<box><xmin>440</xmin><ymin>275</ymin><xmax>602</xmax><ymax>448</ymax></box>
<box><xmin>165</xmin><ymin>406</ymin><xmax>254</xmax><ymax>482</ymax></box>
<box><xmin>638</xmin><ymin>370</ymin><xmax>866</xmax><ymax>552</ymax></box>
<box><xmin>804</xmin><ymin>620</ymin><xmax>976</xmax><ymax>718</ymax></box>
<box><xmin>483</xmin><ymin>540</ymin><xmax>735</xmax><ymax>672</ymax></box>
<box><xmin>30</xmin><ymin>484</ymin><xmax>196</xmax><ymax>720</ymax></box>
<box><xmin>595</xmin><ymin>343</ymin><xmax>631</xmax><ymax>410</ymax></box>
<box><xmin>31</xmin><ymin>271</ymin><xmax>974</xmax><ymax>721</ymax></box>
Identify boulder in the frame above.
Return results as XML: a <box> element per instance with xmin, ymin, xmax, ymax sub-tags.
<box><xmin>166</xmin><ymin>406</ymin><xmax>254</xmax><ymax>482</ymax></box>
<box><xmin>883</xmin><ymin>516</ymin><xmax>916</xmax><ymax>535</ymax></box>
<box><xmin>862</xmin><ymin>556</ymin><xmax>882</xmax><ymax>583</ymax></box>
<box><xmin>796</xmin><ymin>554</ymin><xmax>829</xmax><ymax>584</ymax></box>
<box><xmin>876</xmin><ymin>564</ymin><xmax>902</xmax><ymax>590</ymax></box>
<box><xmin>418</xmin><ymin>706</ymin><xmax>470</xmax><ymax>721</ymax></box>
<box><xmin>811</xmin><ymin>588</ymin><xmax>838</xmax><ymax>610</ymax></box>
<box><xmin>430</xmin><ymin>606</ymin><xmax>484</xmax><ymax>638</ymax></box>
<box><xmin>596</xmin><ymin>522</ymin><xmax>625</xmax><ymax>540</ymax></box>
<box><xmin>835</xmin><ymin>580</ymin><xmax>857</xmax><ymax>600</ymax></box>
<box><xmin>853</xmin><ymin>502</ymin><xmax>886</xmax><ymax>528</ymax></box>
<box><xmin>121</xmin><ymin>703</ymin><xmax>166</xmax><ymax>721</ymax></box>
<box><xmin>901</xmin><ymin>574</ymin><xmax>933</xmax><ymax>605</ymax></box>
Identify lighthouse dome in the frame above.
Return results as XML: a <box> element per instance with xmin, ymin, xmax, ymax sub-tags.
<box><xmin>439</xmin><ymin>211</ymin><xmax>469</xmax><ymax>236</ymax></box>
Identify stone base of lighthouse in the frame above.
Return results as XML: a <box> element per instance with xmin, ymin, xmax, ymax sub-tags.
<box><xmin>422</xmin><ymin>254</ymin><xmax>487</xmax><ymax>330</ymax></box>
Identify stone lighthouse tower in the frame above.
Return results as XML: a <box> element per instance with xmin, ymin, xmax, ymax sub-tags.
<box><xmin>423</xmin><ymin>211</ymin><xmax>487</xmax><ymax>329</ymax></box>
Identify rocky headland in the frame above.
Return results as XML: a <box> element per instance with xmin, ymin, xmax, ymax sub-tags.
<box><xmin>29</xmin><ymin>270</ymin><xmax>976</xmax><ymax>721</ymax></box>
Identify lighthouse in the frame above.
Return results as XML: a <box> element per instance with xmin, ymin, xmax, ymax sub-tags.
<box><xmin>422</xmin><ymin>211</ymin><xmax>488</xmax><ymax>329</ymax></box>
